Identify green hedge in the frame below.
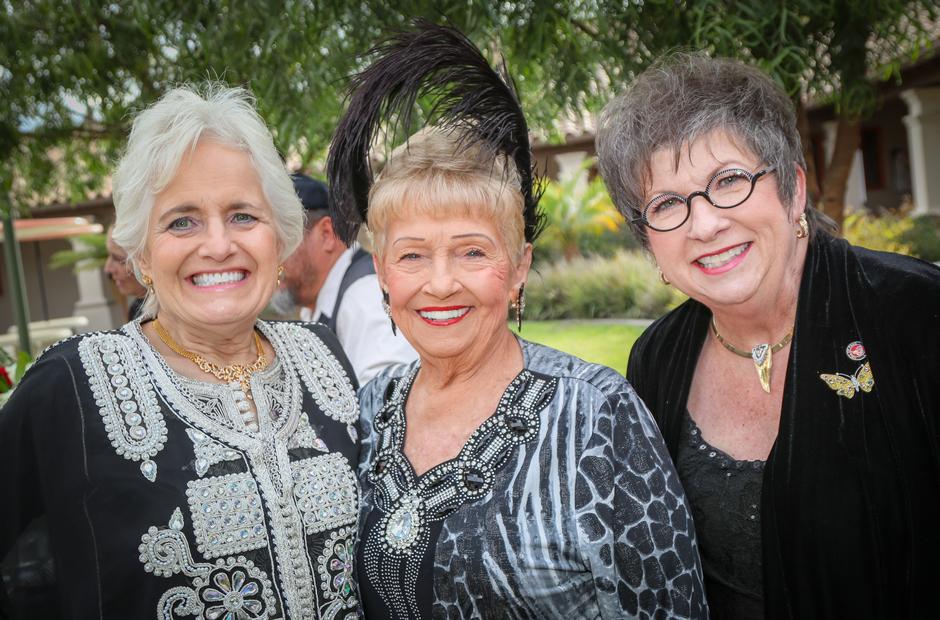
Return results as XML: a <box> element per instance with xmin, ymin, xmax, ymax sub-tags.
<box><xmin>526</xmin><ymin>250</ymin><xmax>686</xmax><ymax>320</ymax></box>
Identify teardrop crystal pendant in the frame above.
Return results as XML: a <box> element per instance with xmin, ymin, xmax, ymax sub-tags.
<box><xmin>140</xmin><ymin>459</ymin><xmax>158</xmax><ymax>482</ymax></box>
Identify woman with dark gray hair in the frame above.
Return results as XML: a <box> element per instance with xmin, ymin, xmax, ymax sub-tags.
<box><xmin>596</xmin><ymin>52</ymin><xmax>940</xmax><ymax>619</ymax></box>
<box><xmin>0</xmin><ymin>84</ymin><xmax>360</xmax><ymax>619</ymax></box>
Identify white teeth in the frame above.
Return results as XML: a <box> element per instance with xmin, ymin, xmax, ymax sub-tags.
<box><xmin>192</xmin><ymin>271</ymin><xmax>245</xmax><ymax>286</ymax></box>
<box><xmin>697</xmin><ymin>243</ymin><xmax>749</xmax><ymax>268</ymax></box>
<box><xmin>418</xmin><ymin>308</ymin><xmax>470</xmax><ymax>321</ymax></box>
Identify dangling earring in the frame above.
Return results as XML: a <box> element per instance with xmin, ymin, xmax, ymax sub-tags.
<box><xmin>658</xmin><ymin>268</ymin><xmax>670</xmax><ymax>286</ymax></box>
<box><xmin>141</xmin><ymin>274</ymin><xmax>153</xmax><ymax>290</ymax></box>
<box><xmin>796</xmin><ymin>212</ymin><xmax>809</xmax><ymax>239</ymax></box>
<box><xmin>381</xmin><ymin>289</ymin><xmax>397</xmax><ymax>335</ymax></box>
<box><xmin>512</xmin><ymin>284</ymin><xmax>526</xmax><ymax>332</ymax></box>
<box><xmin>276</xmin><ymin>265</ymin><xmax>285</xmax><ymax>286</ymax></box>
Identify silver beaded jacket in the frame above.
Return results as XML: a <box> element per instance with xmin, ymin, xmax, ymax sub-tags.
<box><xmin>0</xmin><ymin>320</ymin><xmax>361</xmax><ymax>619</ymax></box>
<box><xmin>356</xmin><ymin>338</ymin><xmax>708</xmax><ymax>619</ymax></box>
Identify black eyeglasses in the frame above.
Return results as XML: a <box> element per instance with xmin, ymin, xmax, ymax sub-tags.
<box><xmin>632</xmin><ymin>166</ymin><xmax>776</xmax><ymax>232</ymax></box>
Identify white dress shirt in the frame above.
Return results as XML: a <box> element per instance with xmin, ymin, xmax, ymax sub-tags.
<box><xmin>300</xmin><ymin>246</ymin><xmax>417</xmax><ymax>385</ymax></box>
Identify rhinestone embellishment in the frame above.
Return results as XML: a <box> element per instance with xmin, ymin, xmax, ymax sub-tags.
<box><xmin>385</xmin><ymin>494</ymin><xmax>422</xmax><ymax>551</ymax></box>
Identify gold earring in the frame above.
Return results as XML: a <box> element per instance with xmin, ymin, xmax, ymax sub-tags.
<box><xmin>796</xmin><ymin>212</ymin><xmax>809</xmax><ymax>239</ymax></box>
<box><xmin>276</xmin><ymin>265</ymin><xmax>285</xmax><ymax>286</ymax></box>
<box><xmin>658</xmin><ymin>268</ymin><xmax>670</xmax><ymax>286</ymax></box>
<box><xmin>141</xmin><ymin>274</ymin><xmax>153</xmax><ymax>289</ymax></box>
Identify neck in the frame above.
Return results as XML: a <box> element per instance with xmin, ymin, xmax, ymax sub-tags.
<box><xmin>151</xmin><ymin>313</ymin><xmax>260</xmax><ymax>367</ymax></box>
<box><xmin>416</xmin><ymin>327</ymin><xmax>523</xmax><ymax>391</ymax></box>
<box><xmin>710</xmin><ymin>241</ymin><xmax>807</xmax><ymax>347</ymax></box>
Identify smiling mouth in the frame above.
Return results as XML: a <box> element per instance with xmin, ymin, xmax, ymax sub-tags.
<box><xmin>417</xmin><ymin>306</ymin><xmax>471</xmax><ymax>325</ymax></box>
<box><xmin>694</xmin><ymin>242</ymin><xmax>751</xmax><ymax>269</ymax></box>
<box><xmin>191</xmin><ymin>271</ymin><xmax>247</xmax><ymax>287</ymax></box>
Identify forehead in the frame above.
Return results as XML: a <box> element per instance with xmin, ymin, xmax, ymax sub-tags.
<box><xmin>387</xmin><ymin>210</ymin><xmax>504</xmax><ymax>243</ymax></box>
<box><xmin>106</xmin><ymin>234</ymin><xmax>126</xmax><ymax>256</ymax></box>
<box><xmin>154</xmin><ymin>140</ymin><xmax>266</xmax><ymax>210</ymax></box>
<box><xmin>646</xmin><ymin>130</ymin><xmax>757</xmax><ymax>190</ymax></box>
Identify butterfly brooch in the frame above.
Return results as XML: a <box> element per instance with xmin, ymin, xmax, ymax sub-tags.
<box><xmin>819</xmin><ymin>341</ymin><xmax>875</xmax><ymax>399</ymax></box>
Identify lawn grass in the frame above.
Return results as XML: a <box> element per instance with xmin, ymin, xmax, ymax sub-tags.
<box><xmin>520</xmin><ymin>320</ymin><xmax>647</xmax><ymax>375</ymax></box>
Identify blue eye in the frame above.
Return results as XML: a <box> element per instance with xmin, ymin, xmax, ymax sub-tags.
<box><xmin>465</xmin><ymin>248</ymin><xmax>486</xmax><ymax>258</ymax></box>
<box><xmin>399</xmin><ymin>252</ymin><xmax>421</xmax><ymax>261</ymax></box>
<box><xmin>168</xmin><ymin>217</ymin><xmax>194</xmax><ymax>231</ymax></box>
<box><xmin>232</xmin><ymin>212</ymin><xmax>257</xmax><ymax>224</ymax></box>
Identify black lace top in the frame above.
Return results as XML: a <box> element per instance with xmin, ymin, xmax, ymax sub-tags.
<box><xmin>676</xmin><ymin>411</ymin><xmax>765</xmax><ymax>619</ymax></box>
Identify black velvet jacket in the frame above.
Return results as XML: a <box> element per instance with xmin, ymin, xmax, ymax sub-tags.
<box><xmin>627</xmin><ymin>232</ymin><xmax>940</xmax><ymax>619</ymax></box>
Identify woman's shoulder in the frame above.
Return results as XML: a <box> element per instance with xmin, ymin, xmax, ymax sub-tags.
<box><xmin>630</xmin><ymin>299</ymin><xmax>708</xmax><ymax>365</ymax></box>
<box><xmin>520</xmin><ymin>338</ymin><xmax>635</xmax><ymax>401</ymax></box>
<box><xmin>359</xmin><ymin>360</ymin><xmax>417</xmax><ymax>409</ymax></box>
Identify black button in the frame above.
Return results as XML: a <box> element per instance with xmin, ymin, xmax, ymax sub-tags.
<box><xmin>506</xmin><ymin>416</ymin><xmax>528</xmax><ymax>435</ymax></box>
<box><xmin>464</xmin><ymin>471</ymin><xmax>485</xmax><ymax>492</ymax></box>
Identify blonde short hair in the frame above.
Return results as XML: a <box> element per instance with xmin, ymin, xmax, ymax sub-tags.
<box><xmin>367</xmin><ymin>128</ymin><xmax>526</xmax><ymax>263</ymax></box>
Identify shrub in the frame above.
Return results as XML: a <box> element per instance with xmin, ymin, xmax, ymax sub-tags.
<box><xmin>901</xmin><ymin>214</ymin><xmax>940</xmax><ymax>262</ymax></box>
<box><xmin>842</xmin><ymin>211</ymin><xmax>913</xmax><ymax>255</ymax></box>
<box><xmin>526</xmin><ymin>250</ymin><xmax>686</xmax><ymax>320</ymax></box>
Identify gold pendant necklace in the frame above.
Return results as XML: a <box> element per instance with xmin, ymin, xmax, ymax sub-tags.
<box><xmin>152</xmin><ymin>319</ymin><xmax>267</xmax><ymax>399</ymax></box>
<box><xmin>710</xmin><ymin>317</ymin><xmax>792</xmax><ymax>394</ymax></box>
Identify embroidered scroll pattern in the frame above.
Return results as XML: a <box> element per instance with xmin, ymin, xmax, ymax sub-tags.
<box><xmin>139</xmin><ymin>508</ymin><xmax>277</xmax><ymax>619</ymax></box>
<box><xmin>79</xmin><ymin>333</ymin><xmax>167</xmax><ymax>482</ymax></box>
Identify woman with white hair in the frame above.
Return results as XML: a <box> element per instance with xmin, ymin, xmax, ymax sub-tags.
<box><xmin>0</xmin><ymin>85</ymin><xmax>361</xmax><ymax>619</ymax></box>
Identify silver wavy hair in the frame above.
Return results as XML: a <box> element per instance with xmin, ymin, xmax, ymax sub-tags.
<box><xmin>596</xmin><ymin>52</ymin><xmax>822</xmax><ymax>248</ymax></box>
<box><xmin>111</xmin><ymin>83</ymin><xmax>303</xmax><ymax>319</ymax></box>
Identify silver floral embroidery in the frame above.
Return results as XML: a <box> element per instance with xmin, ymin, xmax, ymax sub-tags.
<box><xmin>186</xmin><ymin>428</ymin><xmax>242</xmax><ymax>476</ymax></box>
<box><xmin>292</xmin><ymin>454</ymin><xmax>358</xmax><ymax>534</ymax></box>
<box><xmin>121</xmin><ymin>320</ymin><xmax>360</xmax><ymax>618</ymax></box>
<box><xmin>79</xmin><ymin>333</ymin><xmax>167</xmax><ymax>482</ymax></box>
<box><xmin>270</xmin><ymin>322</ymin><xmax>357</xmax><ymax>425</ymax></box>
<box><xmin>186</xmin><ymin>472</ymin><xmax>268</xmax><ymax>559</ymax></box>
<box><xmin>316</xmin><ymin>526</ymin><xmax>358</xmax><ymax>617</ymax></box>
<box><xmin>141</xmin><ymin>510</ymin><xmax>279</xmax><ymax>619</ymax></box>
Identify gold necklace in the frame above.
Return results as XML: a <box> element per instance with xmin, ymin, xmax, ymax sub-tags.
<box><xmin>710</xmin><ymin>317</ymin><xmax>792</xmax><ymax>394</ymax></box>
<box><xmin>153</xmin><ymin>319</ymin><xmax>267</xmax><ymax>399</ymax></box>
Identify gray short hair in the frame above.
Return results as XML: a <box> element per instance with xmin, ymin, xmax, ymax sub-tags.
<box><xmin>111</xmin><ymin>83</ymin><xmax>303</xmax><ymax>318</ymax></box>
<box><xmin>596</xmin><ymin>52</ymin><xmax>808</xmax><ymax>248</ymax></box>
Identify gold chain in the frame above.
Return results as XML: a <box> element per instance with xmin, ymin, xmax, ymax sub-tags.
<box><xmin>152</xmin><ymin>319</ymin><xmax>267</xmax><ymax>399</ymax></box>
<box><xmin>710</xmin><ymin>317</ymin><xmax>792</xmax><ymax>357</ymax></box>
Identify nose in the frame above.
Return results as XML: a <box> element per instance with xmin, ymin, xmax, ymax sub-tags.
<box><xmin>685</xmin><ymin>194</ymin><xmax>730</xmax><ymax>241</ymax></box>
<box><xmin>198</xmin><ymin>217</ymin><xmax>237</xmax><ymax>261</ymax></box>
<box><xmin>424</xmin><ymin>254</ymin><xmax>461</xmax><ymax>299</ymax></box>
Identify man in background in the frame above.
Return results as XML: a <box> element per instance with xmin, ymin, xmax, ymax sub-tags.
<box><xmin>104</xmin><ymin>225</ymin><xmax>147</xmax><ymax>321</ymax></box>
<box><xmin>274</xmin><ymin>174</ymin><xmax>416</xmax><ymax>384</ymax></box>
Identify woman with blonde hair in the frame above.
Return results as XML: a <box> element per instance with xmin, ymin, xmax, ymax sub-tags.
<box><xmin>328</xmin><ymin>22</ymin><xmax>707</xmax><ymax>619</ymax></box>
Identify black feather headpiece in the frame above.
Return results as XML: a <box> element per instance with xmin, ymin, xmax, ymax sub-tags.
<box><xmin>327</xmin><ymin>20</ymin><xmax>545</xmax><ymax>245</ymax></box>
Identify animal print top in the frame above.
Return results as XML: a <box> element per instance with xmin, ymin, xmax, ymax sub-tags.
<box><xmin>356</xmin><ymin>338</ymin><xmax>707</xmax><ymax>619</ymax></box>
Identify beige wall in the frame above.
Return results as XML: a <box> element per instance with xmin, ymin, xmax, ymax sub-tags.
<box><xmin>0</xmin><ymin>239</ymin><xmax>123</xmax><ymax>334</ymax></box>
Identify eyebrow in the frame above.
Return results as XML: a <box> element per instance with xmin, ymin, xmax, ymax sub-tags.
<box><xmin>452</xmin><ymin>232</ymin><xmax>496</xmax><ymax>243</ymax></box>
<box><xmin>391</xmin><ymin>232</ymin><xmax>497</xmax><ymax>247</ymax></box>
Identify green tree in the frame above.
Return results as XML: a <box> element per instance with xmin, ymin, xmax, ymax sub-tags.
<box><xmin>538</xmin><ymin>158</ymin><xmax>622</xmax><ymax>261</ymax></box>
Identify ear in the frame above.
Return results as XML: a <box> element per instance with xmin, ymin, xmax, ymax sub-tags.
<box><xmin>317</xmin><ymin>216</ymin><xmax>341</xmax><ymax>253</ymax></box>
<box><xmin>134</xmin><ymin>250</ymin><xmax>151</xmax><ymax>279</ymax></box>
<box><xmin>792</xmin><ymin>163</ymin><xmax>808</xmax><ymax>221</ymax></box>
<box><xmin>513</xmin><ymin>243</ymin><xmax>533</xmax><ymax>289</ymax></box>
